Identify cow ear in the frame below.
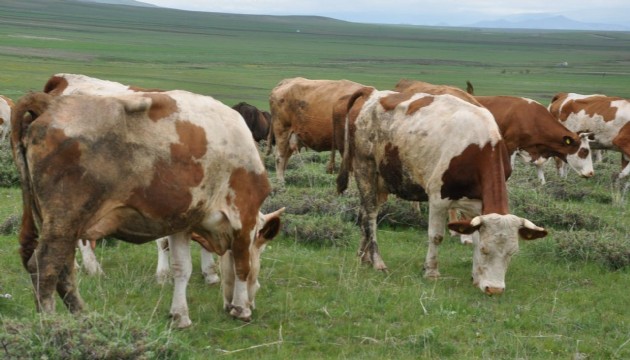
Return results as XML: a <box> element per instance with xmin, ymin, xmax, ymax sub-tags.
<box><xmin>447</xmin><ymin>218</ymin><xmax>481</xmax><ymax>235</ymax></box>
<box><xmin>518</xmin><ymin>218</ymin><xmax>548</xmax><ymax>240</ymax></box>
<box><xmin>256</xmin><ymin>208</ymin><xmax>285</xmax><ymax>247</ymax></box>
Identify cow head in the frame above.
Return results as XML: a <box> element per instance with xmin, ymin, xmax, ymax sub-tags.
<box><xmin>219</xmin><ymin>207</ymin><xmax>284</xmax><ymax>321</ymax></box>
<box><xmin>448</xmin><ymin>214</ymin><xmax>547</xmax><ymax>295</ymax></box>
<box><xmin>564</xmin><ymin>133</ymin><xmax>594</xmax><ymax>178</ymax></box>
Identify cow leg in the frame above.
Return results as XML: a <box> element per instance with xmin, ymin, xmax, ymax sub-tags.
<box><xmin>354</xmin><ymin>162</ymin><xmax>387</xmax><ymax>271</ymax></box>
<box><xmin>326</xmin><ymin>150</ymin><xmax>337</xmax><ymax>174</ymax></box>
<box><xmin>200</xmin><ymin>248</ymin><xmax>220</xmax><ymax>286</ymax></box>
<box><xmin>273</xmin><ymin>128</ymin><xmax>293</xmax><ymax>184</ymax></box>
<box><xmin>155</xmin><ymin>237</ymin><xmax>170</xmax><ymax>285</ymax></box>
<box><xmin>168</xmin><ymin>232</ymin><xmax>192</xmax><ymax>328</ymax></box>
<box><xmin>219</xmin><ymin>250</ymin><xmax>235</xmax><ymax>311</ymax></box>
<box><xmin>227</xmin><ymin>236</ymin><xmax>255</xmax><ymax>322</ymax></box>
<box><xmin>536</xmin><ymin>163</ymin><xmax>547</xmax><ymax>185</ymax></box>
<box><xmin>423</xmin><ymin>203</ymin><xmax>447</xmax><ymax>279</ymax></box>
<box><xmin>27</xmin><ymin>233</ymin><xmax>81</xmax><ymax>313</ymax></box>
<box><xmin>56</xmin><ymin>258</ymin><xmax>85</xmax><ymax>313</ymax></box>
<box><xmin>78</xmin><ymin>240</ymin><xmax>104</xmax><ymax>276</ymax></box>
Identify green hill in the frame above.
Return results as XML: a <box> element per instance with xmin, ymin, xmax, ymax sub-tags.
<box><xmin>1</xmin><ymin>0</ymin><xmax>629</xmax><ymax>106</ymax></box>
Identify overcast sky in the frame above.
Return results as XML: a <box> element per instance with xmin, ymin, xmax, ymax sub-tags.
<box><xmin>139</xmin><ymin>0</ymin><xmax>629</xmax><ymax>26</ymax></box>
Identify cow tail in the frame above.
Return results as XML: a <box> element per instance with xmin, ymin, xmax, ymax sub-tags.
<box><xmin>337</xmin><ymin>87</ymin><xmax>373</xmax><ymax>194</ymax></box>
<box><xmin>265</xmin><ymin>117</ymin><xmax>275</xmax><ymax>155</ymax></box>
<box><xmin>466</xmin><ymin>80</ymin><xmax>474</xmax><ymax>95</ymax></box>
<box><xmin>11</xmin><ymin>92</ymin><xmax>52</xmax><ymax>269</ymax></box>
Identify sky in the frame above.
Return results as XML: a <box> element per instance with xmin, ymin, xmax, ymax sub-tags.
<box><xmin>138</xmin><ymin>0</ymin><xmax>630</xmax><ymax>27</ymax></box>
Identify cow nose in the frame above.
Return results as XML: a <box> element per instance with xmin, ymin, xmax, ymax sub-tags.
<box><xmin>484</xmin><ymin>286</ymin><xmax>504</xmax><ymax>296</ymax></box>
<box><xmin>582</xmin><ymin>171</ymin><xmax>594</xmax><ymax>178</ymax></box>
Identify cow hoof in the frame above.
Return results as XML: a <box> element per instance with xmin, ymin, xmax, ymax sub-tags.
<box><xmin>171</xmin><ymin>313</ymin><xmax>192</xmax><ymax>329</ymax></box>
<box><xmin>156</xmin><ymin>271</ymin><xmax>170</xmax><ymax>285</ymax></box>
<box><xmin>229</xmin><ymin>306</ymin><xmax>252</xmax><ymax>322</ymax></box>
<box><xmin>424</xmin><ymin>269</ymin><xmax>441</xmax><ymax>279</ymax></box>
<box><xmin>203</xmin><ymin>273</ymin><xmax>220</xmax><ymax>286</ymax></box>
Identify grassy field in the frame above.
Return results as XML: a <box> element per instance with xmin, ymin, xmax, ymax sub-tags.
<box><xmin>1</xmin><ymin>1</ymin><xmax>630</xmax><ymax>359</ymax></box>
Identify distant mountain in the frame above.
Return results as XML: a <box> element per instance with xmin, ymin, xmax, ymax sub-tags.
<box><xmin>77</xmin><ymin>0</ymin><xmax>156</xmax><ymax>7</ymax></box>
<box><xmin>468</xmin><ymin>14</ymin><xmax>629</xmax><ymax>31</ymax></box>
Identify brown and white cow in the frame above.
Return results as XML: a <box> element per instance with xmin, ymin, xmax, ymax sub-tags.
<box><xmin>232</xmin><ymin>102</ymin><xmax>271</xmax><ymax>143</ymax></box>
<box><xmin>268</xmin><ymin>77</ymin><xmax>364</xmax><ymax>182</ymax></box>
<box><xmin>337</xmin><ymin>86</ymin><xmax>547</xmax><ymax>295</ymax></box>
<box><xmin>0</xmin><ymin>95</ymin><xmax>14</xmax><ymax>142</ymax></box>
<box><xmin>475</xmin><ymin>96</ymin><xmax>593</xmax><ymax>184</ymax></box>
<box><xmin>44</xmin><ymin>73</ymin><xmax>221</xmax><ymax>283</ymax></box>
<box><xmin>11</xmin><ymin>90</ymin><xmax>283</xmax><ymax>327</ymax></box>
<box><xmin>549</xmin><ymin>92</ymin><xmax>630</xmax><ymax>179</ymax></box>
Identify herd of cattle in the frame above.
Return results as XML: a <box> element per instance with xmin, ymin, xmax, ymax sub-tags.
<box><xmin>1</xmin><ymin>73</ymin><xmax>629</xmax><ymax>328</ymax></box>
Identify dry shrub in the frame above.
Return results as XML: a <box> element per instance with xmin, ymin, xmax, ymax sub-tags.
<box><xmin>0</xmin><ymin>312</ymin><xmax>179</xmax><ymax>360</ymax></box>
<box><xmin>554</xmin><ymin>229</ymin><xmax>630</xmax><ymax>270</ymax></box>
<box><xmin>509</xmin><ymin>188</ymin><xmax>603</xmax><ymax>230</ymax></box>
<box><xmin>0</xmin><ymin>214</ymin><xmax>19</xmax><ymax>235</ymax></box>
<box><xmin>282</xmin><ymin>214</ymin><xmax>355</xmax><ymax>247</ymax></box>
<box><xmin>0</xmin><ymin>141</ymin><xmax>19</xmax><ymax>188</ymax></box>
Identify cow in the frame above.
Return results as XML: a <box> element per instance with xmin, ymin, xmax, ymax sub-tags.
<box><xmin>43</xmin><ymin>73</ymin><xmax>222</xmax><ymax>283</ymax></box>
<box><xmin>0</xmin><ymin>95</ymin><xmax>14</xmax><ymax>141</ymax></box>
<box><xmin>268</xmin><ymin>77</ymin><xmax>364</xmax><ymax>182</ymax></box>
<box><xmin>337</xmin><ymin>86</ymin><xmax>548</xmax><ymax>295</ymax></box>
<box><xmin>11</xmin><ymin>90</ymin><xmax>283</xmax><ymax>327</ymax></box>
<box><xmin>549</xmin><ymin>92</ymin><xmax>630</xmax><ymax>179</ymax></box>
<box><xmin>462</xmin><ymin>82</ymin><xmax>594</xmax><ymax>184</ymax></box>
<box><xmin>232</xmin><ymin>102</ymin><xmax>271</xmax><ymax>143</ymax></box>
<box><xmin>475</xmin><ymin>96</ymin><xmax>594</xmax><ymax>184</ymax></box>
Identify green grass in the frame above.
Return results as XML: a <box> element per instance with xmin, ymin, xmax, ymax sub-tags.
<box><xmin>2</xmin><ymin>1</ymin><xmax>630</xmax><ymax>359</ymax></box>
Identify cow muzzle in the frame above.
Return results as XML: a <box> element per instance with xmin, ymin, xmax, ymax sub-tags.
<box><xmin>484</xmin><ymin>286</ymin><xmax>505</xmax><ymax>296</ymax></box>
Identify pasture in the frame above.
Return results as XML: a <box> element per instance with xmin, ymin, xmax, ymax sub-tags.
<box><xmin>1</xmin><ymin>1</ymin><xmax>630</xmax><ymax>358</ymax></box>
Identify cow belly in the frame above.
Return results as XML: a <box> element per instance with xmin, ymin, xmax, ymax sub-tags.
<box><xmin>83</xmin><ymin>206</ymin><xmax>204</xmax><ymax>244</ymax></box>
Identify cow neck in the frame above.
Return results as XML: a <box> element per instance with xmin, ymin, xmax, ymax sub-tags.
<box><xmin>480</xmin><ymin>142</ymin><xmax>510</xmax><ymax>215</ymax></box>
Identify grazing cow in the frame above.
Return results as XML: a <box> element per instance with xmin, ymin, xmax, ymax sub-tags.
<box><xmin>11</xmin><ymin>90</ymin><xmax>283</xmax><ymax>327</ymax></box>
<box><xmin>232</xmin><ymin>102</ymin><xmax>271</xmax><ymax>142</ymax></box>
<box><xmin>549</xmin><ymin>92</ymin><xmax>630</xmax><ymax>179</ymax></box>
<box><xmin>268</xmin><ymin>77</ymin><xmax>364</xmax><ymax>182</ymax></box>
<box><xmin>337</xmin><ymin>86</ymin><xmax>547</xmax><ymax>295</ymax></box>
<box><xmin>475</xmin><ymin>96</ymin><xmax>594</xmax><ymax>184</ymax></box>
<box><xmin>0</xmin><ymin>95</ymin><xmax>14</xmax><ymax>141</ymax></box>
<box><xmin>43</xmin><ymin>73</ymin><xmax>221</xmax><ymax>282</ymax></box>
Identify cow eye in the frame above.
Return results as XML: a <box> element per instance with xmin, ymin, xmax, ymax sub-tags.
<box><xmin>563</xmin><ymin>136</ymin><xmax>574</xmax><ymax>145</ymax></box>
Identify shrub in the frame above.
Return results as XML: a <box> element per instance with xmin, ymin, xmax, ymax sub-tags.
<box><xmin>0</xmin><ymin>141</ymin><xmax>19</xmax><ymax>188</ymax></box>
<box><xmin>0</xmin><ymin>214</ymin><xmax>19</xmax><ymax>235</ymax></box>
<box><xmin>508</xmin><ymin>186</ymin><xmax>604</xmax><ymax>230</ymax></box>
<box><xmin>554</xmin><ymin>229</ymin><xmax>630</xmax><ymax>270</ymax></box>
<box><xmin>0</xmin><ymin>312</ymin><xmax>180</xmax><ymax>360</ymax></box>
<box><xmin>282</xmin><ymin>213</ymin><xmax>355</xmax><ymax>247</ymax></box>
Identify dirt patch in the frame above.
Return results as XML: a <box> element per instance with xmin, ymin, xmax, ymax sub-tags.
<box><xmin>0</xmin><ymin>46</ymin><xmax>96</xmax><ymax>61</ymax></box>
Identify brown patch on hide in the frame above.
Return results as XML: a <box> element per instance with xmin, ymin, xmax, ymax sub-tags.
<box><xmin>578</xmin><ymin>98</ymin><xmax>620</xmax><ymax>122</ymax></box>
<box><xmin>406</xmin><ymin>96</ymin><xmax>434</xmax><ymax>115</ymax></box>
<box><xmin>378</xmin><ymin>143</ymin><xmax>428</xmax><ymax>201</ymax></box>
<box><xmin>127</xmin><ymin>121</ymin><xmax>206</xmax><ymax>227</ymax></box>
<box><xmin>379</xmin><ymin>92</ymin><xmax>415</xmax><ymax>112</ymax></box>
<box><xmin>142</xmin><ymin>93</ymin><xmax>178</xmax><ymax>122</ymax></box>
<box><xmin>442</xmin><ymin>142</ymin><xmax>509</xmax><ymax>215</ymax></box>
